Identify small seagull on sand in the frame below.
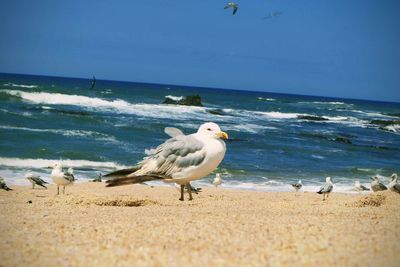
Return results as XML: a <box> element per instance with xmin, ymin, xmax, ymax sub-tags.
<box><xmin>92</xmin><ymin>173</ymin><xmax>102</xmax><ymax>182</ymax></box>
<box><xmin>389</xmin><ymin>173</ymin><xmax>400</xmax><ymax>194</ymax></box>
<box><xmin>317</xmin><ymin>177</ymin><xmax>333</xmax><ymax>201</ymax></box>
<box><xmin>354</xmin><ymin>180</ymin><xmax>369</xmax><ymax>192</ymax></box>
<box><xmin>213</xmin><ymin>173</ymin><xmax>222</xmax><ymax>188</ymax></box>
<box><xmin>25</xmin><ymin>173</ymin><xmax>48</xmax><ymax>189</ymax></box>
<box><xmin>370</xmin><ymin>176</ymin><xmax>388</xmax><ymax>192</ymax></box>
<box><xmin>291</xmin><ymin>180</ymin><xmax>302</xmax><ymax>192</ymax></box>
<box><xmin>49</xmin><ymin>163</ymin><xmax>75</xmax><ymax>195</ymax></box>
<box><xmin>0</xmin><ymin>177</ymin><xmax>12</xmax><ymax>191</ymax></box>
<box><xmin>105</xmin><ymin>122</ymin><xmax>228</xmax><ymax>201</ymax></box>
<box><xmin>224</xmin><ymin>2</ymin><xmax>238</xmax><ymax>15</ymax></box>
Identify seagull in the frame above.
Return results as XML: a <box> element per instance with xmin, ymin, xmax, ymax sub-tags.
<box><xmin>91</xmin><ymin>76</ymin><xmax>96</xmax><ymax>89</ymax></box>
<box><xmin>317</xmin><ymin>177</ymin><xmax>333</xmax><ymax>201</ymax></box>
<box><xmin>92</xmin><ymin>173</ymin><xmax>102</xmax><ymax>182</ymax></box>
<box><xmin>370</xmin><ymin>176</ymin><xmax>388</xmax><ymax>192</ymax></box>
<box><xmin>263</xmin><ymin>11</ymin><xmax>283</xmax><ymax>19</ymax></box>
<box><xmin>213</xmin><ymin>173</ymin><xmax>222</xmax><ymax>188</ymax></box>
<box><xmin>224</xmin><ymin>2</ymin><xmax>238</xmax><ymax>15</ymax></box>
<box><xmin>0</xmin><ymin>177</ymin><xmax>12</xmax><ymax>191</ymax></box>
<box><xmin>354</xmin><ymin>180</ymin><xmax>369</xmax><ymax>192</ymax></box>
<box><xmin>389</xmin><ymin>173</ymin><xmax>400</xmax><ymax>194</ymax></box>
<box><xmin>105</xmin><ymin>122</ymin><xmax>228</xmax><ymax>201</ymax></box>
<box><xmin>25</xmin><ymin>173</ymin><xmax>48</xmax><ymax>189</ymax></box>
<box><xmin>291</xmin><ymin>179</ymin><xmax>302</xmax><ymax>192</ymax></box>
<box><xmin>49</xmin><ymin>163</ymin><xmax>75</xmax><ymax>195</ymax></box>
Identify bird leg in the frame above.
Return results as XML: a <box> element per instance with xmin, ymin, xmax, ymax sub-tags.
<box><xmin>57</xmin><ymin>185</ymin><xmax>59</xmax><ymax>195</ymax></box>
<box><xmin>187</xmin><ymin>183</ymin><xmax>193</xmax><ymax>201</ymax></box>
<box><xmin>32</xmin><ymin>184</ymin><xmax>34</xmax><ymax>189</ymax></box>
<box><xmin>179</xmin><ymin>185</ymin><xmax>184</xmax><ymax>201</ymax></box>
<box><xmin>63</xmin><ymin>186</ymin><xmax>65</xmax><ymax>194</ymax></box>
<box><xmin>323</xmin><ymin>194</ymin><xmax>326</xmax><ymax>201</ymax></box>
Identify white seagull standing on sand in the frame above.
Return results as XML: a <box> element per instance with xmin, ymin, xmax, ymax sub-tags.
<box><xmin>0</xmin><ymin>177</ymin><xmax>12</xmax><ymax>191</ymax></box>
<box><xmin>213</xmin><ymin>173</ymin><xmax>222</xmax><ymax>188</ymax></box>
<box><xmin>317</xmin><ymin>177</ymin><xmax>333</xmax><ymax>201</ymax></box>
<box><xmin>25</xmin><ymin>172</ymin><xmax>48</xmax><ymax>189</ymax></box>
<box><xmin>389</xmin><ymin>173</ymin><xmax>400</xmax><ymax>194</ymax></box>
<box><xmin>291</xmin><ymin>180</ymin><xmax>302</xmax><ymax>192</ymax></box>
<box><xmin>49</xmin><ymin>163</ymin><xmax>75</xmax><ymax>195</ymax></box>
<box><xmin>354</xmin><ymin>180</ymin><xmax>370</xmax><ymax>192</ymax></box>
<box><xmin>105</xmin><ymin>122</ymin><xmax>228</xmax><ymax>201</ymax></box>
<box><xmin>370</xmin><ymin>176</ymin><xmax>388</xmax><ymax>192</ymax></box>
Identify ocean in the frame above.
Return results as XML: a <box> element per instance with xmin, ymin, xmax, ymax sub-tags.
<box><xmin>0</xmin><ymin>73</ymin><xmax>399</xmax><ymax>192</ymax></box>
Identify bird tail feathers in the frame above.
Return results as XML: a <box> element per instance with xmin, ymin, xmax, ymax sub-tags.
<box><xmin>106</xmin><ymin>175</ymin><xmax>163</xmax><ymax>187</ymax></box>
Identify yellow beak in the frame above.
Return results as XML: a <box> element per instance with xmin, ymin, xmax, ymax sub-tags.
<box><xmin>216</xmin><ymin>131</ymin><xmax>228</xmax><ymax>140</ymax></box>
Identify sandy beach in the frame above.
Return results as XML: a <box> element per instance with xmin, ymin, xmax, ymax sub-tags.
<box><xmin>0</xmin><ymin>183</ymin><xmax>399</xmax><ymax>267</ymax></box>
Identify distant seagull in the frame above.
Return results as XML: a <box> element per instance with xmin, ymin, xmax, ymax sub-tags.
<box><xmin>354</xmin><ymin>180</ymin><xmax>369</xmax><ymax>192</ymax></box>
<box><xmin>0</xmin><ymin>177</ymin><xmax>12</xmax><ymax>191</ymax></box>
<box><xmin>213</xmin><ymin>173</ymin><xmax>222</xmax><ymax>188</ymax></box>
<box><xmin>92</xmin><ymin>173</ymin><xmax>102</xmax><ymax>182</ymax></box>
<box><xmin>370</xmin><ymin>176</ymin><xmax>388</xmax><ymax>192</ymax></box>
<box><xmin>91</xmin><ymin>76</ymin><xmax>96</xmax><ymax>89</ymax></box>
<box><xmin>49</xmin><ymin>163</ymin><xmax>75</xmax><ymax>195</ymax></box>
<box><xmin>317</xmin><ymin>177</ymin><xmax>333</xmax><ymax>201</ymax></box>
<box><xmin>291</xmin><ymin>179</ymin><xmax>302</xmax><ymax>192</ymax></box>
<box><xmin>389</xmin><ymin>173</ymin><xmax>400</xmax><ymax>194</ymax></box>
<box><xmin>263</xmin><ymin>11</ymin><xmax>283</xmax><ymax>19</ymax></box>
<box><xmin>224</xmin><ymin>2</ymin><xmax>238</xmax><ymax>15</ymax></box>
<box><xmin>25</xmin><ymin>173</ymin><xmax>48</xmax><ymax>189</ymax></box>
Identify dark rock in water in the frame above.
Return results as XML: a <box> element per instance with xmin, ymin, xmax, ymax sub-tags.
<box><xmin>226</xmin><ymin>138</ymin><xmax>246</xmax><ymax>142</ymax></box>
<box><xmin>370</xmin><ymin>120</ymin><xmax>400</xmax><ymax>127</ymax></box>
<box><xmin>334</xmin><ymin>137</ymin><xmax>352</xmax><ymax>144</ymax></box>
<box><xmin>207</xmin><ymin>109</ymin><xmax>229</xmax><ymax>116</ymax></box>
<box><xmin>297</xmin><ymin>115</ymin><xmax>329</xmax><ymax>121</ymax></box>
<box><xmin>163</xmin><ymin>95</ymin><xmax>203</xmax><ymax>107</ymax></box>
<box><xmin>384</xmin><ymin>113</ymin><xmax>400</xmax><ymax>118</ymax></box>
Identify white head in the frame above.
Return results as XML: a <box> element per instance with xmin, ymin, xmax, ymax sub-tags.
<box><xmin>326</xmin><ymin>177</ymin><xmax>332</xmax><ymax>183</ymax></box>
<box><xmin>197</xmin><ymin>122</ymin><xmax>228</xmax><ymax>140</ymax></box>
<box><xmin>49</xmin><ymin>162</ymin><xmax>62</xmax><ymax>170</ymax></box>
<box><xmin>355</xmin><ymin>180</ymin><xmax>361</xmax><ymax>187</ymax></box>
<box><xmin>216</xmin><ymin>173</ymin><xmax>221</xmax><ymax>178</ymax></box>
<box><xmin>392</xmin><ymin>173</ymin><xmax>398</xmax><ymax>182</ymax></box>
<box><xmin>371</xmin><ymin>176</ymin><xmax>379</xmax><ymax>182</ymax></box>
<box><xmin>24</xmin><ymin>172</ymin><xmax>33</xmax><ymax>179</ymax></box>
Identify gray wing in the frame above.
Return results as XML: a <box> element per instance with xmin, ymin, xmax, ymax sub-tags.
<box><xmin>319</xmin><ymin>183</ymin><xmax>333</xmax><ymax>193</ymax></box>
<box><xmin>360</xmin><ymin>185</ymin><xmax>370</xmax><ymax>191</ymax></box>
<box><xmin>164</xmin><ymin>127</ymin><xmax>184</xmax><ymax>138</ymax></box>
<box><xmin>64</xmin><ymin>173</ymin><xmax>75</xmax><ymax>182</ymax></box>
<box><xmin>136</xmin><ymin>135</ymin><xmax>206</xmax><ymax>178</ymax></box>
<box><xmin>379</xmin><ymin>182</ymin><xmax>388</xmax><ymax>190</ymax></box>
<box><xmin>393</xmin><ymin>184</ymin><xmax>400</xmax><ymax>193</ymax></box>
<box><xmin>31</xmin><ymin>176</ymin><xmax>48</xmax><ymax>185</ymax></box>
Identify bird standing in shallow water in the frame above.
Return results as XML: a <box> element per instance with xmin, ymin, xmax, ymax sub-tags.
<box><xmin>291</xmin><ymin>180</ymin><xmax>302</xmax><ymax>192</ymax></box>
<box><xmin>224</xmin><ymin>2</ymin><xmax>238</xmax><ymax>15</ymax></box>
<box><xmin>0</xmin><ymin>177</ymin><xmax>12</xmax><ymax>191</ymax></box>
<box><xmin>25</xmin><ymin>173</ymin><xmax>48</xmax><ymax>189</ymax></box>
<box><xmin>354</xmin><ymin>180</ymin><xmax>369</xmax><ymax>192</ymax></box>
<box><xmin>317</xmin><ymin>177</ymin><xmax>333</xmax><ymax>201</ymax></box>
<box><xmin>370</xmin><ymin>176</ymin><xmax>387</xmax><ymax>192</ymax></box>
<box><xmin>389</xmin><ymin>173</ymin><xmax>400</xmax><ymax>194</ymax></box>
<box><xmin>49</xmin><ymin>163</ymin><xmax>75</xmax><ymax>195</ymax></box>
<box><xmin>105</xmin><ymin>122</ymin><xmax>228</xmax><ymax>201</ymax></box>
<box><xmin>213</xmin><ymin>173</ymin><xmax>222</xmax><ymax>188</ymax></box>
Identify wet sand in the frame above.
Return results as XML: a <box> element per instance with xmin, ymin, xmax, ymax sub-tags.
<box><xmin>0</xmin><ymin>183</ymin><xmax>399</xmax><ymax>266</ymax></box>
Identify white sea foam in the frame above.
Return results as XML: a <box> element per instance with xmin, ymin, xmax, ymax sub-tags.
<box><xmin>223</xmin><ymin>123</ymin><xmax>277</xmax><ymax>134</ymax></box>
<box><xmin>257</xmin><ymin>97</ymin><xmax>276</xmax><ymax>101</ymax></box>
<box><xmin>0</xmin><ymin>90</ymin><xmax>209</xmax><ymax>120</ymax></box>
<box><xmin>0</xmin><ymin>157</ymin><xmax>128</xmax><ymax>170</ymax></box>
<box><xmin>0</xmin><ymin>125</ymin><xmax>116</xmax><ymax>141</ymax></box>
<box><xmin>165</xmin><ymin>95</ymin><xmax>184</xmax><ymax>101</ymax></box>
<box><xmin>258</xmin><ymin>111</ymin><xmax>302</xmax><ymax>119</ymax></box>
<box><xmin>3</xmin><ymin>83</ymin><xmax>39</xmax><ymax>88</ymax></box>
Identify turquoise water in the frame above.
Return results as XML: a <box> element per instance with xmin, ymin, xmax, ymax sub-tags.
<box><xmin>0</xmin><ymin>73</ymin><xmax>399</xmax><ymax>191</ymax></box>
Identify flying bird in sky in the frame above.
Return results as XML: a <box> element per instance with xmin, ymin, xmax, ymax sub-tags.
<box><xmin>224</xmin><ymin>2</ymin><xmax>238</xmax><ymax>15</ymax></box>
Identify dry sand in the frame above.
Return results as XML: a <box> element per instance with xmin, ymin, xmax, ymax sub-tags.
<box><xmin>0</xmin><ymin>183</ymin><xmax>399</xmax><ymax>267</ymax></box>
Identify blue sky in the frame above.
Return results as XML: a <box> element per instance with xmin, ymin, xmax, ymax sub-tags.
<box><xmin>0</xmin><ymin>0</ymin><xmax>399</xmax><ymax>101</ymax></box>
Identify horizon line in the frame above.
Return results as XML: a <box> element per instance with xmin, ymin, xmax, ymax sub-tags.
<box><xmin>0</xmin><ymin>71</ymin><xmax>399</xmax><ymax>104</ymax></box>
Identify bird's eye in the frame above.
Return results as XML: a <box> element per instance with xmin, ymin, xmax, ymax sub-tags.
<box><xmin>207</xmin><ymin>128</ymin><xmax>212</xmax><ymax>131</ymax></box>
